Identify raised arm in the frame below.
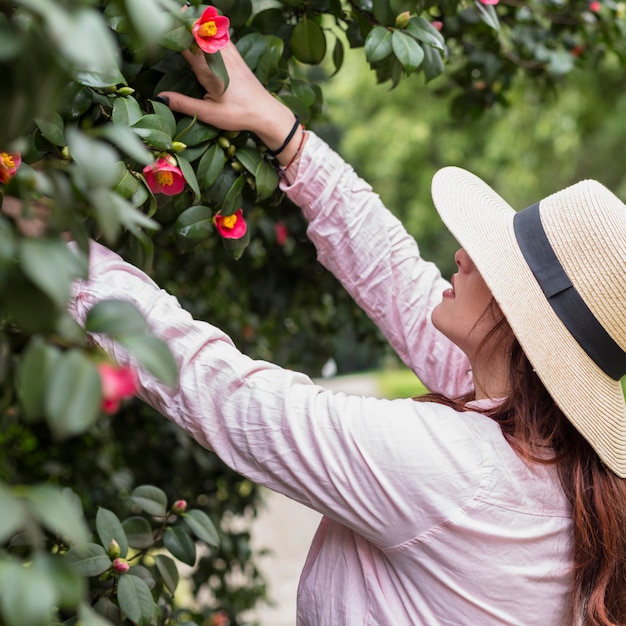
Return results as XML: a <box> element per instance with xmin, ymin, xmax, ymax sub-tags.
<box><xmin>70</xmin><ymin>241</ymin><xmax>485</xmax><ymax>547</ymax></box>
<box><xmin>160</xmin><ymin>41</ymin><xmax>471</xmax><ymax>396</ymax></box>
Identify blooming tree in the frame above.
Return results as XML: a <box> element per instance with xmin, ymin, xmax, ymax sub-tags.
<box><xmin>1</xmin><ymin>0</ymin><xmax>625</xmax><ymax>624</ymax></box>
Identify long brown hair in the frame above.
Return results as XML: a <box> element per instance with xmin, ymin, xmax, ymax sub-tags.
<box><xmin>416</xmin><ymin>299</ymin><xmax>626</xmax><ymax>625</ymax></box>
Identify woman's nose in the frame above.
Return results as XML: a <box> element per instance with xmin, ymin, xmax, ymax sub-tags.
<box><xmin>454</xmin><ymin>248</ymin><xmax>472</xmax><ymax>272</ymax></box>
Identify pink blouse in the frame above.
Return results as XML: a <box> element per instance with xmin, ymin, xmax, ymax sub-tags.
<box><xmin>70</xmin><ymin>132</ymin><xmax>573</xmax><ymax>625</ymax></box>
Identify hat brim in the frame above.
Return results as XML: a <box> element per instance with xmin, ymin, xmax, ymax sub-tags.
<box><xmin>431</xmin><ymin>166</ymin><xmax>626</xmax><ymax>477</ymax></box>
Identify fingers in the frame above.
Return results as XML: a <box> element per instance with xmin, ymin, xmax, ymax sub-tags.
<box><xmin>157</xmin><ymin>92</ymin><xmax>211</xmax><ymax>123</ymax></box>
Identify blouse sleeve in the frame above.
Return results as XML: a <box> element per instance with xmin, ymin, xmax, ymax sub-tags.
<box><xmin>281</xmin><ymin>132</ymin><xmax>472</xmax><ymax>397</ymax></box>
<box><xmin>69</xmin><ymin>241</ymin><xmax>488</xmax><ymax>548</ymax></box>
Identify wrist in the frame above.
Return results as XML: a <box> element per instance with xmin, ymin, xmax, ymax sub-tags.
<box><xmin>253</xmin><ymin>102</ymin><xmax>303</xmax><ymax>163</ymax></box>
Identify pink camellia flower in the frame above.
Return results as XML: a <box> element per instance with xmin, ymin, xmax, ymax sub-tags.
<box><xmin>112</xmin><ymin>558</ymin><xmax>130</xmax><ymax>574</ymax></box>
<box><xmin>0</xmin><ymin>151</ymin><xmax>21</xmax><ymax>184</ymax></box>
<box><xmin>210</xmin><ymin>612</ymin><xmax>230</xmax><ymax>626</ymax></box>
<box><xmin>214</xmin><ymin>208</ymin><xmax>247</xmax><ymax>239</ymax></box>
<box><xmin>275</xmin><ymin>222</ymin><xmax>288</xmax><ymax>246</ymax></box>
<box><xmin>172</xmin><ymin>499</ymin><xmax>188</xmax><ymax>515</ymax></box>
<box><xmin>192</xmin><ymin>6</ymin><xmax>230</xmax><ymax>54</ymax></box>
<box><xmin>479</xmin><ymin>0</ymin><xmax>499</xmax><ymax>4</ymax></box>
<box><xmin>589</xmin><ymin>1</ymin><xmax>601</xmax><ymax>11</ymax></box>
<box><xmin>431</xmin><ymin>20</ymin><xmax>443</xmax><ymax>31</ymax></box>
<box><xmin>98</xmin><ymin>363</ymin><xmax>138</xmax><ymax>414</ymax></box>
<box><xmin>143</xmin><ymin>156</ymin><xmax>185</xmax><ymax>196</ymax></box>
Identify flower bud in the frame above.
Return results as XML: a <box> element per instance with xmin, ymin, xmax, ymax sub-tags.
<box><xmin>113</xmin><ymin>558</ymin><xmax>129</xmax><ymax>574</ymax></box>
<box><xmin>226</xmin><ymin>145</ymin><xmax>237</xmax><ymax>158</ymax></box>
<box><xmin>108</xmin><ymin>539</ymin><xmax>121</xmax><ymax>559</ymax></box>
<box><xmin>231</xmin><ymin>160</ymin><xmax>243</xmax><ymax>173</ymax></box>
<box><xmin>61</xmin><ymin>146</ymin><xmax>71</xmax><ymax>160</ymax></box>
<box><xmin>395</xmin><ymin>11</ymin><xmax>410</xmax><ymax>29</ymax></box>
<box><xmin>116</xmin><ymin>86</ymin><xmax>135</xmax><ymax>97</ymax></box>
<box><xmin>172</xmin><ymin>499</ymin><xmax>188</xmax><ymax>515</ymax></box>
<box><xmin>172</xmin><ymin>141</ymin><xmax>187</xmax><ymax>153</ymax></box>
<box><xmin>217</xmin><ymin>136</ymin><xmax>231</xmax><ymax>149</ymax></box>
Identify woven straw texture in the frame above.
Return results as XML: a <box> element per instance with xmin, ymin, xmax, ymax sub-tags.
<box><xmin>431</xmin><ymin>167</ymin><xmax>626</xmax><ymax>477</ymax></box>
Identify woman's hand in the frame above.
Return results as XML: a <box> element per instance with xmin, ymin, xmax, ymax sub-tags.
<box><xmin>158</xmin><ymin>43</ymin><xmax>302</xmax><ymax>166</ymax></box>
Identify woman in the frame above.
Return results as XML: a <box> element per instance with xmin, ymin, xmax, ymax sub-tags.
<box><xmin>71</xmin><ymin>43</ymin><xmax>626</xmax><ymax>625</ymax></box>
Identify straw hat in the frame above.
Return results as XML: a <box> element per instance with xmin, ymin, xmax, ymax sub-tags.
<box><xmin>431</xmin><ymin>167</ymin><xmax>626</xmax><ymax>477</ymax></box>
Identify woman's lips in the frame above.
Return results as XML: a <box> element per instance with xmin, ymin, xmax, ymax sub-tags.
<box><xmin>442</xmin><ymin>275</ymin><xmax>456</xmax><ymax>299</ymax></box>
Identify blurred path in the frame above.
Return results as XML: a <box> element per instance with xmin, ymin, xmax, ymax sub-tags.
<box><xmin>246</xmin><ymin>373</ymin><xmax>382</xmax><ymax>626</ymax></box>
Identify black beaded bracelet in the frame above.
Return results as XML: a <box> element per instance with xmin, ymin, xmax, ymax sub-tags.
<box><xmin>267</xmin><ymin>115</ymin><xmax>301</xmax><ymax>157</ymax></box>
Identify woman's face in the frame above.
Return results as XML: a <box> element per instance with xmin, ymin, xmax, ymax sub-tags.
<box><xmin>431</xmin><ymin>248</ymin><xmax>498</xmax><ymax>360</ymax></box>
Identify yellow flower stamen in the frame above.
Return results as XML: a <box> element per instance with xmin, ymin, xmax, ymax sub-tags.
<box><xmin>221</xmin><ymin>214</ymin><xmax>237</xmax><ymax>229</ymax></box>
<box><xmin>199</xmin><ymin>20</ymin><xmax>218</xmax><ymax>37</ymax></box>
<box><xmin>156</xmin><ymin>171</ymin><xmax>174</xmax><ymax>186</ymax></box>
<box><xmin>1</xmin><ymin>152</ymin><xmax>15</xmax><ymax>168</ymax></box>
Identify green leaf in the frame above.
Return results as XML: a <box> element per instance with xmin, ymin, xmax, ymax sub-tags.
<box><xmin>163</xmin><ymin>525</ymin><xmax>196</xmax><ymax>566</ymax></box>
<box><xmin>176</xmin><ymin>155</ymin><xmax>201</xmax><ymax>203</ymax></box>
<box><xmin>67</xmin><ymin>127</ymin><xmax>119</xmax><ymax>189</ymax></box>
<box><xmin>392</xmin><ymin>30</ymin><xmax>424</xmax><ymax>73</ymax></box>
<box><xmin>90</xmin><ymin>187</ymin><xmax>122</xmax><ymax>242</ymax></box>
<box><xmin>182</xmin><ymin>510</ymin><xmax>219</xmax><ymax>546</ymax></box>
<box><xmin>126</xmin><ymin>0</ymin><xmax>174</xmax><ymax>45</ymax></box>
<box><xmin>113</xmin><ymin>162</ymin><xmax>140</xmax><ymax>199</ymax></box>
<box><xmin>174</xmin><ymin>205</ymin><xmax>214</xmax><ymax>239</ymax></box>
<box><xmin>221</xmin><ymin>226</ymin><xmax>250</xmax><ymax>260</ymax></box>
<box><xmin>291</xmin><ymin>79</ymin><xmax>317</xmax><ymax>107</ymax></box>
<box><xmin>128</xmin><ymin>564</ymin><xmax>156</xmax><ymax>590</ymax></box>
<box><xmin>17</xmin><ymin>337</ymin><xmax>61</xmax><ymax>421</ymax></box>
<box><xmin>117</xmin><ymin>572</ymin><xmax>155</xmax><ymax>626</ymax></box>
<box><xmin>26</xmin><ymin>484</ymin><xmax>89</xmax><ymax>545</ymax></box>
<box><xmin>0</xmin><ymin>485</ymin><xmax>26</xmax><ymax>543</ymax></box>
<box><xmin>234</xmin><ymin>146</ymin><xmax>262</xmax><ymax>175</ymax></box>
<box><xmin>422</xmin><ymin>44</ymin><xmax>445</xmax><ymax>82</ymax></box>
<box><xmin>44</xmin><ymin>349</ymin><xmax>102</xmax><ymax>438</ymax></box>
<box><xmin>130</xmin><ymin>116</ymin><xmax>173</xmax><ymax>151</ymax></box>
<box><xmin>130</xmin><ymin>485</ymin><xmax>168</xmax><ymax>517</ymax></box>
<box><xmin>474</xmin><ymin>0</ymin><xmax>500</xmax><ymax>32</ymax></box>
<box><xmin>34</xmin><ymin>112</ymin><xmax>65</xmax><ymax>147</ymax></box>
<box><xmin>405</xmin><ymin>17</ymin><xmax>445</xmax><ymax>50</ymax></box>
<box><xmin>332</xmin><ymin>37</ymin><xmax>344</xmax><ymax>76</ymax></box>
<box><xmin>205</xmin><ymin>50</ymin><xmax>229</xmax><ymax>95</ymax></box>
<box><xmin>365</xmin><ymin>26</ymin><xmax>393</xmax><ymax>64</ymax></box>
<box><xmin>154</xmin><ymin>554</ymin><xmax>179</xmax><ymax>595</ymax></box>
<box><xmin>97</xmin><ymin>125</ymin><xmax>152</xmax><ymax>165</ymax></box>
<box><xmin>35</xmin><ymin>553</ymin><xmax>86</xmax><ymax>610</ymax></box>
<box><xmin>65</xmin><ymin>543</ymin><xmax>111</xmax><ymax>576</ymax></box>
<box><xmin>220</xmin><ymin>175</ymin><xmax>245</xmax><ymax>216</ymax></box>
<box><xmin>0</xmin><ymin>559</ymin><xmax>57</xmax><ymax>626</ymax></box>
<box><xmin>255</xmin><ymin>159</ymin><xmax>280</xmax><ymax>201</ymax></box>
<box><xmin>96</xmin><ymin>508</ymin><xmax>129</xmax><ymax>558</ymax></box>
<box><xmin>291</xmin><ymin>18</ymin><xmax>326</xmax><ymax>65</ymax></box>
<box><xmin>91</xmin><ymin>598</ymin><xmax>120</xmax><ymax>624</ymax></box>
<box><xmin>115</xmin><ymin>333</ymin><xmax>178</xmax><ymax>388</ymax></box>
<box><xmin>372</xmin><ymin>0</ymin><xmax>395</xmax><ymax>25</ymax></box>
<box><xmin>151</xmin><ymin>99</ymin><xmax>177</xmax><ymax>137</ymax></box>
<box><xmin>79</xmin><ymin>602</ymin><xmax>117</xmax><ymax>626</ymax></box>
<box><xmin>197</xmin><ymin>143</ymin><xmax>226</xmax><ymax>187</ymax></box>
<box><xmin>91</xmin><ymin>188</ymin><xmax>159</xmax><ymax>243</ymax></box>
<box><xmin>86</xmin><ymin>299</ymin><xmax>149</xmax><ymax>335</ymax></box>
<box><xmin>174</xmin><ymin>119</ymin><xmax>218</xmax><ymax>146</ymax></box>
<box><xmin>20</xmin><ymin>238</ymin><xmax>88</xmax><ymax>307</ymax></box>
<box><xmin>46</xmin><ymin>7</ymin><xmax>124</xmax><ymax>87</ymax></box>
<box><xmin>236</xmin><ymin>32</ymin><xmax>268</xmax><ymax>69</ymax></box>
<box><xmin>161</xmin><ymin>21</ymin><xmax>194</xmax><ymax>51</ymax></box>
<box><xmin>121</xmin><ymin>517</ymin><xmax>154</xmax><ymax>550</ymax></box>
<box><xmin>112</xmin><ymin>97</ymin><xmax>144</xmax><ymax>126</ymax></box>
